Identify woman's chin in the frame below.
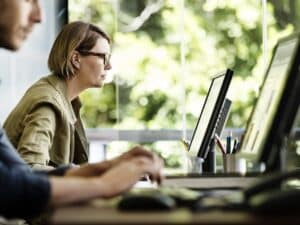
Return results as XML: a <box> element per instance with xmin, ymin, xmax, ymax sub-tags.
<box><xmin>93</xmin><ymin>82</ymin><xmax>103</xmax><ymax>88</ymax></box>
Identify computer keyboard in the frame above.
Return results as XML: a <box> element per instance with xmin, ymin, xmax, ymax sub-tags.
<box><xmin>164</xmin><ymin>173</ymin><xmax>259</xmax><ymax>189</ymax></box>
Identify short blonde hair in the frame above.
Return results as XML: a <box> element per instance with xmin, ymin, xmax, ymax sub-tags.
<box><xmin>48</xmin><ymin>21</ymin><xmax>111</xmax><ymax>79</ymax></box>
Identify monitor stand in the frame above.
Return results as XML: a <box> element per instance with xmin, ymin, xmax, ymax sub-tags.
<box><xmin>202</xmin><ymin>138</ymin><xmax>216</xmax><ymax>173</ymax></box>
<box><xmin>203</xmin><ymin>98</ymin><xmax>232</xmax><ymax>173</ymax></box>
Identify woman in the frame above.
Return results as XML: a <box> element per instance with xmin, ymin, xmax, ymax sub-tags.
<box><xmin>4</xmin><ymin>21</ymin><xmax>112</xmax><ymax>169</ymax></box>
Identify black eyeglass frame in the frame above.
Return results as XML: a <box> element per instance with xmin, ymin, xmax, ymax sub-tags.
<box><xmin>78</xmin><ymin>50</ymin><xmax>111</xmax><ymax>66</ymax></box>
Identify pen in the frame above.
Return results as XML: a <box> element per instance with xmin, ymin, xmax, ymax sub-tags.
<box><xmin>214</xmin><ymin>134</ymin><xmax>226</xmax><ymax>155</ymax></box>
<box><xmin>232</xmin><ymin>138</ymin><xmax>237</xmax><ymax>153</ymax></box>
<box><xmin>226</xmin><ymin>133</ymin><xmax>232</xmax><ymax>154</ymax></box>
<box><xmin>180</xmin><ymin>138</ymin><xmax>189</xmax><ymax>152</ymax></box>
<box><xmin>232</xmin><ymin>138</ymin><xmax>239</xmax><ymax>154</ymax></box>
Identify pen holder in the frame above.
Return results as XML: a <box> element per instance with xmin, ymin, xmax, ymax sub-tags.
<box><xmin>186</xmin><ymin>156</ymin><xmax>204</xmax><ymax>174</ymax></box>
<box><xmin>222</xmin><ymin>154</ymin><xmax>246</xmax><ymax>174</ymax></box>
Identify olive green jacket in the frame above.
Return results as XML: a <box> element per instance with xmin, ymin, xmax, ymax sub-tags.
<box><xmin>3</xmin><ymin>74</ymin><xmax>89</xmax><ymax>168</ymax></box>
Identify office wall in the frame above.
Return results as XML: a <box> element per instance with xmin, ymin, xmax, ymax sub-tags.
<box><xmin>0</xmin><ymin>0</ymin><xmax>67</xmax><ymax>123</ymax></box>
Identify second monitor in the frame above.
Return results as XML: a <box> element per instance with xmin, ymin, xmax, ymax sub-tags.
<box><xmin>188</xmin><ymin>69</ymin><xmax>233</xmax><ymax>159</ymax></box>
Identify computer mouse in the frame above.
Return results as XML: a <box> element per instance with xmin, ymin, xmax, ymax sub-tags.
<box><xmin>248</xmin><ymin>189</ymin><xmax>300</xmax><ymax>214</ymax></box>
<box><xmin>118</xmin><ymin>192</ymin><xmax>176</xmax><ymax>211</ymax></box>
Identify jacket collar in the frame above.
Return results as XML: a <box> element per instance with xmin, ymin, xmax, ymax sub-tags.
<box><xmin>46</xmin><ymin>74</ymin><xmax>81</xmax><ymax>125</ymax></box>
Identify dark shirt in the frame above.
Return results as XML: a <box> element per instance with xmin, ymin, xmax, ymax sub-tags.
<box><xmin>0</xmin><ymin>127</ymin><xmax>69</xmax><ymax>219</ymax></box>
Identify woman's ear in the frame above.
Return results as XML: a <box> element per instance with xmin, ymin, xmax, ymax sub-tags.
<box><xmin>71</xmin><ymin>52</ymin><xmax>80</xmax><ymax>70</ymax></box>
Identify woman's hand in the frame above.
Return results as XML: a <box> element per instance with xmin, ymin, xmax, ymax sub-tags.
<box><xmin>109</xmin><ymin>146</ymin><xmax>158</xmax><ymax>167</ymax></box>
<box><xmin>64</xmin><ymin>160</ymin><xmax>112</xmax><ymax>177</ymax></box>
<box><xmin>65</xmin><ymin>146</ymin><xmax>162</xmax><ymax>178</ymax></box>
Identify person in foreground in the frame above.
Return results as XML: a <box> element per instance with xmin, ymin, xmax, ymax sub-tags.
<box><xmin>0</xmin><ymin>0</ymin><xmax>164</xmax><ymax>220</ymax></box>
<box><xmin>4</xmin><ymin>20</ymin><xmax>113</xmax><ymax>169</ymax></box>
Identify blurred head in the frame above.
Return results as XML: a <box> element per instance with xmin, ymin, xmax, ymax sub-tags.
<box><xmin>0</xmin><ymin>0</ymin><xmax>42</xmax><ymax>50</ymax></box>
<box><xmin>48</xmin><ymin>21</ymin><xmax>112</xmax><ymax>88</ymax></box>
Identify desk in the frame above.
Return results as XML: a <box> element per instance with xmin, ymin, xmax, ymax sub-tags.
<box><xmin>50</xmin><ymin>199</ymin><xmax>300</xmax><ymax>225</ymax></box>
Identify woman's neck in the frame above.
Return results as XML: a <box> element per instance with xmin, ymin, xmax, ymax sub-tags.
<box><xmin>65</xmin><ymin>75</ymin><xmax>85</xmax><ymax>101</ymax></box>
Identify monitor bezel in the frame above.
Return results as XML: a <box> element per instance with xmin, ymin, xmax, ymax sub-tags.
<box><xmin>188</xmin><ymin>69</ymin><xmax>233</xmax><ymax>159</ymax></box>
<box><xmin>259</xmin><ymin>33</ymin><xmax>300</xmax><ymax>170</ymax></box>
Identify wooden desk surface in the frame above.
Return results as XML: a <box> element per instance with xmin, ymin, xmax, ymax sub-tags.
<box><xmin>50</xmin><ymin>199</ymin><xmax>300</xmax><ymax>225</ymax></box>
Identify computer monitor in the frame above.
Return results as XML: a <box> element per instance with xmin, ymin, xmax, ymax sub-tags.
<box><xmin>240</xmin><ymin>33</ymin><xmax>300</xmax><ymax>171</ymax></box>
<box><xmin>188</xmin><ymin>69</ymin><xmax>233</xmax><ymax>159</ymax></box>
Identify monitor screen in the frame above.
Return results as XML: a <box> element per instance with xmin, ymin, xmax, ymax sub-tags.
<box><xmin>240</xmin><ymin>33</ymin><xmax>300</xmax><ymax>171</ymax></box>
<box><xmin>188</xmin><ymin>69</ymin><xmax>233</xmax><ymax>158</ymax></box>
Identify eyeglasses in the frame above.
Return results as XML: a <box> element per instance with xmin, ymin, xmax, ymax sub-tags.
<box><xmin>78</xmin><ymin>50</ymin><xmax>111</xmax><ymax>67</ymax></box>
